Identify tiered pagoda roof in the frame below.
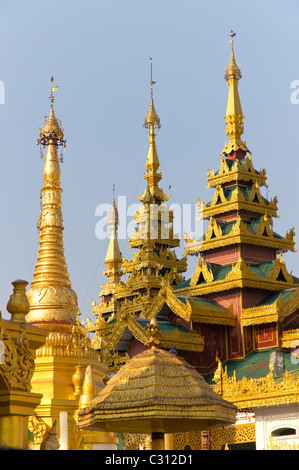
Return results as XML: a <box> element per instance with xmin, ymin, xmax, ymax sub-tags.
<box><xmin>90</xmin><ymin>39</ymin><xmax>299</xmax><ymax>386</ymax></box>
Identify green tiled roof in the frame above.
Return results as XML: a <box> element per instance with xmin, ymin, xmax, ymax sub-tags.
<box><xmin>175</xmin><ymin>259</ymin><xmax>298</xmax><ymax>289</ymax></box>
<box><xmin>256</xmin><ymin>288</ymin><xmax>296</xmax><ymax>307</ymax></box>
<box><xmin>213</xmin><ymin>156</ymin><xmax>261</xmax><ymax>176</ymax></box>
<box><xmin>205</xmin><ymin>347</ymin><xmax>299</xmax><ymax>384</ymax></box>
<box><xmin>205</xmin><ymin>184</ymin><xmax>271</xmax><ymax>209</ymax></box>
<box><xmin>174</xmin><ymin>278</ymin><xmax>191</xmax><ymax>289</ymax></box>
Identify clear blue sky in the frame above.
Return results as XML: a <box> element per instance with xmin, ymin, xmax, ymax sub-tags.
<box><xmin>1</xmin><ymin>0</ymin><xmax>299</xmax><ymax>320</ymax></box>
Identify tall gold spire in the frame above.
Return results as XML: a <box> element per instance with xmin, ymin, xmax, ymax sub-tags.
<box><xmin>140</xmin><ymin>59</ymin><xmax>169</xmax><ymax>204</ymax></box>
<box><xmin>103</xmin><ymin>185</ymin><xmax>123</xmax><ymax>284</ymax></box>
<box><xmin>26</xmin><ymin>77</ymin><xmax>78</xmax><ymax>330</ymax></box>
<box><xmin>222</xmin><ymin>31</ymin><xmax>249</xmax><ymax>158</ymax></box>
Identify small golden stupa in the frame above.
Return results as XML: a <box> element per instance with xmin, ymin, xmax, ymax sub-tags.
<box><xmin>78</xmin><ymin>318</ymin><xmax>236</xmax><ymax>449</ymax></box>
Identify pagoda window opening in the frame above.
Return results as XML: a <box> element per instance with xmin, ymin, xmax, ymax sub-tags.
<box><xmin>271</xmin><ymin>427</ymin><xmax>297</xmax><ymax>437</ymax></box>
<box><xmin>210</xmin><ymin>229</ymin><xmax>217</xmax><ymax>239</ymax></box>
<box><xmin>276</xmin><ymin>270</ymin><xmax>288</xmax><ymax>282</ymax></box>
<box><xmin>262</xmin><ymin>227</ymin><xmax>269</xmax><ymax>237</ymax></box>
<box><xmin>252</xmin><ymin>193</ymin><xmax>260</xmax><ymax>204</ymax></box>
<box><xmin>196</xmin><ymin>272</ymin><xmax>206</xmax><ymax>285</ymax></box>
<box><xmin>215</xmin><ymin>194</ymin><xmax>222</xmax><ymax>205</ymax></box>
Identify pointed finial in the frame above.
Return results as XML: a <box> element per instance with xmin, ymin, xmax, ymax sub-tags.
<box><xmin>150</xmin><ymin>57</ymin><xmax>156</xmax><ymax>99</ymax></box>
<box><xmin>222</xmin><ymin>32</ymin><xmax>249</xmax><ymax>158</ymax></box>
<box><xmin>228</xmin><ymin>30</ymin><xmax>236</xmax><ymax>46</ymax></box>
<box><xmin>225</xmin><ymin>31</ymin><xmax>242</xmax><ymax>82</ymax></box>
<box><xmin>109</xmin><ymin>184</ymin><xmax>118</xmax><ymax>229</ymax></box>
<box><xmin>104</xmin><ymin>185</ymin><xmax>122</xmax><ymax>281</ymax></box>
<box><xmin>38</xmin><ymin>76</ymin><xmax>66</xmax><ymax>148</ymax></box>
<box><xmin>143</xmin><ymin>58</ymin><xmax>161</xmax><ymax>129</ymax></box>
<box><xmin>50</xmin><ymin>76</ymin><xmax>58</xmax><ymax>106</ymax></box>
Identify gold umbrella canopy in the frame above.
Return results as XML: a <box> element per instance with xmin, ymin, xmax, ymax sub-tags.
<box><xmin>77</xmin><ymin>319</ymin><xmax>236</xmax><ymax>434</ymax></box>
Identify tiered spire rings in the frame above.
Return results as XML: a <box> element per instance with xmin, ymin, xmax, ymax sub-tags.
<box><xmin>26</xmin><ymin>77</ymin><xmax>78</xmax><ymax>329</ymax></box>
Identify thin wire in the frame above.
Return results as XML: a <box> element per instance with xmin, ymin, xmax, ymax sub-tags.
<box><xmin>78</xmin><ymin>240</ymin><xmax>108</xmax><ymax>312</ymax></box>
<box><xmin>155</xmin><ymin>142</ymin><xmax>177</xmax><ymax>204</ymax></box>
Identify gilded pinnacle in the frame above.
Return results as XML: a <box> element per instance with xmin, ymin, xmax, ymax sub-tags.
<box><xmin>104</xmin><ymin>188</ymin><xmax>123</xmax><ymax>282</ymax></box>
<box><xmin>37</xmin><ymin>76</ymin><xmax>66</xmax><ymax>148</ymax></box>
<box><xmin>143</xmin><ymin>59</ymin><xmax>161</xmax><ymax>129</ymax></box>
<box><xmin>224</xmin><ymin>46</ymin><xmax>242</xmax><ymax>83</ymax></box>
<box><xmin>222</xmin><ymin>33</ymin><xmax>249</xmax><ymax>157</ymax></box>
<box><xmin>143</xmin><ymin>97</ymin><xmax>161</xmax><ymax>129</ymax></box>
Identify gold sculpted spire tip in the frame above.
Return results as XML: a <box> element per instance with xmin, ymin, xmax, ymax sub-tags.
<box><xmin>37</xmin><ymin>76</ymin><xmax>66</xmax><ymax>148</ymax></box>
<box><xmin>222</xmin><ymin>31</ymin><xmax>249</xmax><ymax>158</ymax></box>
<box><xmin>143</xmin><ymin>58</ymin><xmax>161</xmax><ymax>130</ymax></box>
<box><xmin>104</xmin><ymin>185</ymin><xmax>123</xmax><ymax>283</ymax></box>
<box><xmin>224</xmin><ymin>30</ymin><xmax>242</xmax><ymax>83</ymax></box>
<box><xmin>139</xmin><ymin>59</ymin><xmax>170</xmax><ymax>204</ymax></box>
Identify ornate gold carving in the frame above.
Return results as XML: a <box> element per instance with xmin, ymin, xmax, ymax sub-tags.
<box><xmin>28</xmin><ymin>415</ymin><xmax>49</xmax><ymax>447</ymax></box>
<box><xmin>36</xmin><ymin>316</ymin><xmax>98</xmax><ymax>361</ymax></box>
<box><xmin>190</xmin><ymin>258</ymin><xmax>214</xmax><ymax>287</ymax></box>
<box><xmin>211</xmin><ymin>423</ymin><xmax>255</xmax><ymax>450</ymax></box>
<box><xmin>198</xmin><ymin>180</ymin><xmax>278</xmax><ymax>219</ymax></box>
<box><xmin>281</xmin><ymin>328</ymin><xmax>299</xmax><ymax>348</ymax></box>
<box><xmin>190</xmin><ymin>297</ymin><xmax>236</xmax><ymax>326</ymax></box>
<box><xmin>160</xmin><ymin>327</ymin><xmax>204</xmax><ymax>351</ymax></box>
<box><xmin>267</xmin><ymin>435</ymin><xmax>299</xmax><ymax>450</ymax></box>
<box><xmin>123</xmin><ymin>433</ymin><xmax>151</xmax><ymax>450</ymax></box>
<box><xmin>66</xmin><ymin>413</ymin><xmax>84</xmax><ymax>450</ymax></box>
<box><xmin>0</xmin><ymin>312</ymin><xmax>35</xmax><ymax>392</ymax></box>
<box><xmin>269</xmin><ymin>254</ymin><xmax>293</xmax><ymax>283</ymax></box>
<box><xmin>207</xmin><ymin>155</ymin><xmax>267</xmax><ymax>188</ymax></box>
<box><xmin>186</xmin><ymin>213</ymin><xmax>295</xmax><ymax>255</ymax></box>
<box><xmin>212</xmin><ymin>359</ymin><xmax>299</xmax><ymax>409</ymax></box>
<box><xmin>173</xmin><ymin>431</ymin><xmax>203</xmax><ymax>450</ymax></box>
<box><xmin>204</xmin><ymin>217</ymin><xmax>223</xmax><ymax>241</ymax></box>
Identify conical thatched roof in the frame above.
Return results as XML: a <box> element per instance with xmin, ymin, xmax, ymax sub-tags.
<box><xmin>78</xmin><ymin>320</ymin><xmax>236</xmax><ymax>434</ymax></box>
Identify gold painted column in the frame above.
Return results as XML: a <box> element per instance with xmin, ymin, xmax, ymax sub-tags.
<box><xmin>0</xmin><ymin>280</ymin><xmax>47</xmax><ymax>449</ymax></box>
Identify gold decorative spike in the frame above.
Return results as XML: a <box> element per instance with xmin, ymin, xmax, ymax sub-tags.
<box><xmin>222</xmin><ymin>31</ymin><xmax>249</xmax><ymax>157</ymax></box>
<box><xmin>104</xmin><ymin>185</ymin><xmax>123</xmax><ymax>284</ymax></box>
<box><xmin>141</xmin><ymin>58</ymin><xmax>168</xmax><ymax>202</ymax></box>
<box><xmin>78</xmin><ymin>365</ymin><xmax>97</xmax><ymax>409</ymax></box>
<box><xmin>26</xmin><ymin>77</ymin><xmax>78</xmax><ymax>330</ymax></box>
<box><xmin>143</xmin><ymin>58</ymin><xmax>161</xmax><ymax>130</ymax></box>
<box><xmin>38</xmin><ymin>77</ymin><xmax>66</xmax><ymax>148</ymax></box>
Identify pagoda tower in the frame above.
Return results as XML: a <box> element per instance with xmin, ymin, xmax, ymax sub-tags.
<box><xmin>89</xmin><ymin>64</ymin><xmax>198</xmax><ymax>370</ymax></box>
<box><xmin>176</xmin><ymin>34</ymin><xmax>298</xmax><ymax>375</ymax></box>
<box><xmin>92</xmin><ymin>186</ymin><xmax>124</xmax><ymax>323</ymax></box>
<box><xmin>26</xmin><ymin>77</ymin><xmax>77</xmax><ymax>330</ymax></box>
<box><xmin>121</xmin><ymin>62</ymin><xmax>187</xmax><ymax>301</ymax></box>
<box><xmin>25</xmin><ymin>79</ymin><xmax>116</xmax><ymax>450</ymax></box>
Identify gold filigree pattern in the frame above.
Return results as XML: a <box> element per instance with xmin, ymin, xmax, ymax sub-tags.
<box><xmin>190</xmin><ymin>258</ymin><xmax>214</xmax><ymax>286</ymax></box>
<box><xmin>269</xmin><ymin>255</ymin><xmax>293</xmax><ymax>283</ymax></box>
<box><xmin>211</xmin><ymin>423</ymin><xmax>255</xmax><ymax>450</ymax></box>
<box><xmin>123</xmin><ymin>433</ymin><xmax>151</xmax><ymax>450</ymax></box>
<box><xmin>28</xmin><ymin>415</ymin><xmax>49</xmax><ymax>447</ymax></box>
<box><xmin>173</xmin><ymin>431</ymin><xmax>203</xmax><ymax>450</ymax></box>
<box><xmin>213</xmin><ymin>359</ymin><xmax>299</xmax><ymax>409</ymax></box>
<box><xmin>0</xmin><ymin>313</ymin><xmax>35</xmax><ymax>392</ymax></box>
